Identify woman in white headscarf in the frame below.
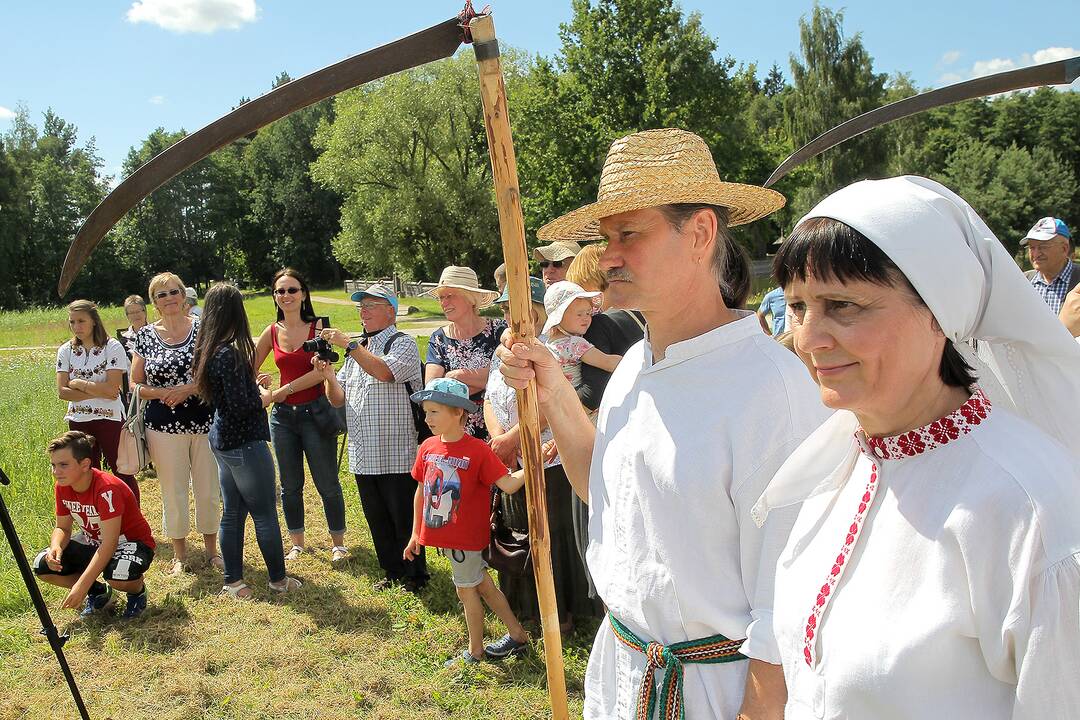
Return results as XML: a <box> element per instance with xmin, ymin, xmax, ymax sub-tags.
<box><xmin>753</xmin><ymin>176</ymin><xmax>1080</xmax><ymax>719</ymax></box>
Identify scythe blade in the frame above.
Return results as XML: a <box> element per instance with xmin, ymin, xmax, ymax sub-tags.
<box><xmin>764</xmin><ymin>55</ymin><xmax>1079</xmax><ymax>188</ymax></box>
<box><xmin>58</xmin><ymin>16</ymin><xmax>464</xmax><ymax>295</ymax></box>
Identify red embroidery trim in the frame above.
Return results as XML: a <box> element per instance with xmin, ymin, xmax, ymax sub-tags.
<box><xmin>803</xmin><ymin>388</ymin><xmax>991</xmax><ymax>668</ymax></box>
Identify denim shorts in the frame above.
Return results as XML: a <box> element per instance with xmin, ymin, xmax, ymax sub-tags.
<box><xmin>439</xmin><ymin>547</ymin><xmax>488</xmax><ymax>588</ymax></box>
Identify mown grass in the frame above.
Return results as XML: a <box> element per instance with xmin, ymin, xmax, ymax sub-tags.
<box><xmin>0</xmin><ymin>323</ymin><xmax>587</xmax><ymax>719</ymax></box>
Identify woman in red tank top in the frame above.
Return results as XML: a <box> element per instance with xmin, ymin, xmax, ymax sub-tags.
<box><xmin>254</xmin><ymin>268</ymin><xmax>348</xmax><ymax>563</ymax></box>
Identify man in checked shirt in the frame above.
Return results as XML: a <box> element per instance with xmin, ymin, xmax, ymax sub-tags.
<box><xmin>321</xmin><ymin>284</ymin><xmax>428</xmax><ymax>592</ymax></box>
<box><xmin>1022</xmin><ymin>216</ymin><xmax>1077</xmax><ymax>315</ymax></box>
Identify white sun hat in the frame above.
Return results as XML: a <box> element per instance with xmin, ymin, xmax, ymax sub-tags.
<box><xmin>542</xmin><ymin>280</ymin><xmax>602</xmax><ymax>334</ymax></box>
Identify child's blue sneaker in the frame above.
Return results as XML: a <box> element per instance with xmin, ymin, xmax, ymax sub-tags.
<box><xmin>444</xmin><ymin>649</ymin><xmax>485</xmax><ymax>668</ymax></box>
<box><xmin>484</xmin><ymin>633</ymin><xmax>528</xmax><ymax>659</ymax></box>
<box><xmin>80</xmin><ymin>586</ymin><xmax>114</xmax><ymax>618</ymax></box>
<box><xmin>122</xmin><ymin>589</ymin><xmax>147</xmax><ymax>619</ymax></box>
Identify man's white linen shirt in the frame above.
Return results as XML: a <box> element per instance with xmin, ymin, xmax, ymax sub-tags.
<box><xmin>336</xmin><ymin>325</ymin><xmax>421</xmax><ymax>475</ymax></box>
<box><xmin>584</xmin><ymin>312</ymin><xmax>828</xmax><ymax>720</ymax></box>
<box><xmin>772</xmin><ymin>403</ymin><xmax>1080</xmax><ymax>719</ymax></box>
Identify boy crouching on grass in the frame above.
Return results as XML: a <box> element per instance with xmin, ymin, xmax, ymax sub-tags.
<box><xmin>32</xmin><ymin>431</ymin><xmax>155</xmax><ymax>619</ymax></box>
<box><xmin>403</xmin><ymin>378</ymin><xmax>530</xmax><ymax>667</ymax></box>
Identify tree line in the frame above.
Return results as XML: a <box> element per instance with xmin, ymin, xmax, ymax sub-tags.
<box><xmin>1</xmin><ymin>1</ymin><xmax>1076</xmax><ymax>309</ymax></box>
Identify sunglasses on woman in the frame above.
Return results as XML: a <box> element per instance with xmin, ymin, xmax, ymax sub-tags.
<box><xmin>538</xmin><ymin>260</ymin><xmax>565</xmax><ymax>269</ymax></box>
<box><xmin>154</xmin><ymin>288</ymin><xmax>182</xmax><ymax>299</ymax></box>
<box><xmin>274</xmin><ymin>287</ymin><xmax>302</xmax><ymax>296</ymax></box>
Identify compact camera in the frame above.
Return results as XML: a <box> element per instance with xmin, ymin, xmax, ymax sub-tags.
<box><xmin>302</xmin><ymin>337</ymin><xmax>339</xmax><ymax>363</ymax></box>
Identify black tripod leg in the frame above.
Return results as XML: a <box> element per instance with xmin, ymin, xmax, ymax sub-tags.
<box><xmin>0</xmin><ymin>467</ymin><xmax>92</xmax><ymax>720</ymax></box>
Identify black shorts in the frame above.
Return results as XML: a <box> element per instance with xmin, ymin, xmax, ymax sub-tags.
<box><xmin>33</xmin><ymin>539</ymin><xmax>154</xmax><ymax>582</ymax></box>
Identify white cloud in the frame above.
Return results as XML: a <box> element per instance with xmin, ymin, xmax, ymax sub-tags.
<box><xmin>1033</xmin><ymin>46</ymin><xmax>1080</xmax><ymax>64</ymax></box>
<box><xmin>126</xmin><ymin>0</ymin><xmax>258</xmax><ymax>34</ymax></box>
<box><xmin>0</xmin><ymin>105</ymin><xmax>15</xmax><ymax>120</ymax></box>
<box><xmin>938</xmin><ymin>46</ymin><xmax>1079</xmax><ymax>90</ymax></box>
<box><xmin>941</xmin><ymin>50</ymin><xmax>961</xmax><ymax>66</ymax></box>
<box><xmin>149</xmin><ymin>95</ymin><xmax>166</xmax><ymax>105</ymax></box>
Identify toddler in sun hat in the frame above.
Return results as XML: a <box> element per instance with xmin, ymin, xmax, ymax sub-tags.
<box><xmin>541</xmin><ymin>281</ymin><xmax>622</xmax><ymax>388</ymax></box>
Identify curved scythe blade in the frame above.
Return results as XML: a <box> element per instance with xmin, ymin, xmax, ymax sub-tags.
<box><xmin>58</xmin><ymin>17</ymin><xmax>464</xmax><ymax>296</ymax></box>
<box><xmin>764</xmin><ymin>56</ymin><xmax>1080</xmax><ymax>188</ymax></box>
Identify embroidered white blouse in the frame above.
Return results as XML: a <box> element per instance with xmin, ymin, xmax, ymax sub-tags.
<box><xmin>584</xmin><ymin>313</ymin><xmax>828</xmax><ymax>719</ymax></box>
<box><xmin>772</xmin><ymin>389</ymin><xmax>1080</xmax><ymax>719</ymax></box>
<box><xmin>55</xmin><ymin>338</ymin><xmax>130</xmax><ymax>423</ymax></box>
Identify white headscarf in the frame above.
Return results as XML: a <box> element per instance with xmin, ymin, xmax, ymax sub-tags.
<box><xmin>753</xmin><ymin>175</ymin><xmax>1080</xmax><ymax>525</ymax></box>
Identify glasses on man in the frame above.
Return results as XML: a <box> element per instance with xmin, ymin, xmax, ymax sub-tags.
<box><xmin>153</xmin><ymin>288</ymin><xmax>182</xmax><ymax>300</ymax></box>
<box><xmin>538</xmin><ymin>260</ymin><xmax>565</xmax><ymax>269</ymax></box>
<box><xmin>274</xmin><ymin>287</ymin><xmax>302</xmax><ymax>296</ymax></box>
<box><xmin>357</xmin><ymin>301</ymin><xmax>389</xmax><ymax>310</ymax></box>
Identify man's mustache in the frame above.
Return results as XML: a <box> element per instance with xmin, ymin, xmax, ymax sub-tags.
<box><xmin>606</xmin><ymin>269</ymin><xmax>632</xmax><ymax>283</ymax></box>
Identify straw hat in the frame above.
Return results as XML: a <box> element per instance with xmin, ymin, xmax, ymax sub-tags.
<box><xmin>425</xmin><ymin>266</ymin><xmax>499</xmax><ymax>309</ymax></box>
<box><xmin>537</xmin><ymin>128</ymin><xmax>785</xmax><ymax>241</ymax></box>
<box><xmin>542</xmin><ymin>281</ymin><xmax>602</xmax><ymax>335</ymax></box>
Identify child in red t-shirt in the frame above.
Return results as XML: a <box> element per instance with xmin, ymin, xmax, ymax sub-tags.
<box><xmin>32</xmin><ymin>431</ymin><xmax>155</xmax><ymax>619</ymax></box>
<box><xmin>404</xmin><ymin>378</ymin><xmax>530</xmax><ymax>666</ymax></box>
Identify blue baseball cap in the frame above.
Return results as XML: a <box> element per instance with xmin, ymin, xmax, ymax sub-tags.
<box><xmin>409</xmin><ymin>377</ymin><xmax>477</xmax><ymax>413</ymax></box>
<box><xmin>1022</xmin><ymin>217</ymin><xmax>1071</xmax><ymax>245</ymax></box>
<box><xmin>350</xmin><ymin>283</ymin><xmax>398</xmax><ymax>313</ymax></box>
<box><xmin>495</xmin><ymin>276</ymin><xmax>545</xmax><ymax>305</ymax></box>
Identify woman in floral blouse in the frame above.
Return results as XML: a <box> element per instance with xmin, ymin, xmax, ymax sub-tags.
<box><xmin>131</xmin><ymin>272</ymin><xmax>222</xmax><ymax>575</ymax></box>
<box><xmin>423</xmin><ymin>266</ymin><xmax>504</xmax><ymax>440</ymax></box>
<box><xmin>56</xmin><ymin>299</ymin><xmax>138</xmax><ymax>502</ymax></box>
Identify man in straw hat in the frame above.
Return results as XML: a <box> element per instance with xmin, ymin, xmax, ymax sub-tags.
<box><xmin>533</xmin><ymin>239</ymin><xmax>582</xmax><ymax>287</ymax></box>
<box><xmin>500</xmin><ymin>128</ymin><xmax>827</xmax><ymax>719</ymax></box>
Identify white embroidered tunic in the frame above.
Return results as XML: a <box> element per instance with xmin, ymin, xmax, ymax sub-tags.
<box><xmin>772</xmin><ymin>389</ymin><xmax>1080</xmax><ymax>719</ymax></box>
<box><xmin>584</xmin><ymin>313</ymin><xmax>828</xmax><ymax>719</ymax></box>
<box><xmin>56</xmin><ymin>338</ymin><xmax>130</xmax><ymax>422</ymax></box>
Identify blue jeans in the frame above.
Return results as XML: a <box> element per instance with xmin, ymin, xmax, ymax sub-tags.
<box><xmin>212</xmin><ymin>441</ymin><xmax>286</xmax><ymax>585</ymax></box>
<box><xmin>270</xmin><ymin>401</ymin><xmax>346</xmax><ymax>536</ymax></box>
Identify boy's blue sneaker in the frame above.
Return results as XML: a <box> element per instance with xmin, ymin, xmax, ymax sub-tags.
<box><xmin>484</xmin><ymin>633</ymin><xmax>528</xmax><ymax>660</ymax></box>
<box><xmin>122</xmin><ymin>589</ymin><xmax>147</xmax><ymax>619</ymax></box>
<box><xmin>80</xmin><ymin>586</ymin><xmax>115</xmax><ymax>618</ymax></box>
<box><xmin>444</xmin><ymin>649</ymin><xmax>485</xmax><ymax>668</ymax></box>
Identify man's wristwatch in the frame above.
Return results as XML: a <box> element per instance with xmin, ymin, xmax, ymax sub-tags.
<box><xmin>345</xmin><ymin>340</ymin><xmax>359</xmax><ymax>353</ymax></box>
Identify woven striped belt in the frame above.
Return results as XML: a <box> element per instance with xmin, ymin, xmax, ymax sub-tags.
<box><xmin>608</xmin><ymin>613</ymin><xmax>748</xmax><ymax>720</ymax></box>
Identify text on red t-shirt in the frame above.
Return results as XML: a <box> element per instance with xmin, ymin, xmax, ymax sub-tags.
<box><xmin>54</xmin><ymin>469</ymin><xmax>155</xmax><ymax>549</ymax></box>
<box><xmin>410</xmin><ymin>434</ymin><xmax>506</xmax><ymax>551</ymax></box>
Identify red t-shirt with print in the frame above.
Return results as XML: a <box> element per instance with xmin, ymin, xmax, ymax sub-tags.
<box><xmin>411</xmin><ymin>434</ymin><xmax>506</xmax><ymax>551</ymax></box>
<box><xmin>55</xmin><ymin>468</ymin><xmax>155</xmax><ymax>548</ymax></box>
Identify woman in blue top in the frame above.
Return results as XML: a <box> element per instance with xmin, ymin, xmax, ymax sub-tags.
<box><xmin>192</xmin><ymin>283</ymin><xmax>301</xmax><ymax>598</ymax></box>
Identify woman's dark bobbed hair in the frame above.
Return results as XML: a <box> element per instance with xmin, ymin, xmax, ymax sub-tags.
<box><xmin>774</xmin><ymin>216</ymin><xmax>977</xmax><ymax>389</ymax></box>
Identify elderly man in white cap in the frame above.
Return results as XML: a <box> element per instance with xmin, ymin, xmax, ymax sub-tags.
<box><xmin>500</xmin><ymin>128</ymin><xmax>827</xmax><ymax>720</ymax></box>
<box><xmin>320</xmin><ymin>284</ymin><xmax>428</xmax><ymax>591</ymax></box>
<box><xmin>1022</xmin><ymin>216</ymin><xmax>1077</xmax><ymax>315</ymax></box>
<box><xmin>534</xmin><ymin>239</ymin><xmax>582</xmax><ymax>287</ymax></box>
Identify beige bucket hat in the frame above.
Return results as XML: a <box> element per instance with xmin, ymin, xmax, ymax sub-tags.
<box><xmin>533</xmin><ymin>239</ymin><xmax>582</xmax><ymax>263</ymax></box>
<box><xmin>425</xmin><ymin>266</ymin><xmax>499</xmax><ymax>309</ymax></box>
<box><xmin>537</xmin><ymin>128</ymin><xmax>785</xmax><ymax>242</ymax></box>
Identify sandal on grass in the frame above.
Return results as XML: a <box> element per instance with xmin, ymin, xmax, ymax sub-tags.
<box><xmin>330</xmin><ymin>545</ymin><xmax>349</xmax><ymax>563</ymax></box>
<box><xmin>166</xmin><ymin>559</ymin><xmax>187</xmax><ymax>577</ymax></box>
<box><xmin>268</xmin><ymin>576</ymin><xmax>303</xmax><ymax>593</ymax></box>
<box><xmin>220</xmin><ymin>582</ymin><xmax>253</xmax><ymax>601</ymax></box>
<box><xmin>207</xmin><ymin>554</ymin><xmax>225</xmax><ymax>571</ymax></box>
<box><xmin>284</xmin><ymin>545</ymin><xmax>304</xmax><ymax>561</ymax></box>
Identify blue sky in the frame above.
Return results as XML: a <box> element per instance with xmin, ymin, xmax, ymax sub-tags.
<box><xmin>2</xmin><ymin>1</ymin><xmax>1076</xmax><ymax>181</ymax></box>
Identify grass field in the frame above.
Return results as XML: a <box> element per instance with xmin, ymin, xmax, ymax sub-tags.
<box><xmin>0</xmin><ymin>296</ymin><xmax>591</xmax><ymax>719</ymax></box>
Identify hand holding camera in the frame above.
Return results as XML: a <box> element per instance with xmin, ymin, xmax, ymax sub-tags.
<box><xmin>301</xmin><ymin>336</ymin><xmax>339</xmax><ymax>363</ymax></box>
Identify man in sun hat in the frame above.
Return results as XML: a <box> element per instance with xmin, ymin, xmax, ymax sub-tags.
<box><xmin>533</xmin><ymin>239</ymin><xmax>582</xmax><ymax>287</ymax></box>
<box><xmin>1021</xmin><ymin>217</ymin><xmax>1077</xmax><ymax>315</ymax></box>
<box><xmin>499</xmin><ymin>128</ymin><xmax>828</xmax><ymax>719</ymax></box>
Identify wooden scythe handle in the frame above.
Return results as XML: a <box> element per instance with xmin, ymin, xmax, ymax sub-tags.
<box><xmin>470</xmin><ymin>13</ymin><xmax>571</xmax><ymax>720</ymax></box>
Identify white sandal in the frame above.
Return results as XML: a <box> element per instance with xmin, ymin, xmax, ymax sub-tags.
<box><xmin>220</xmin><ymin>582</ymin><xmax>253</xmax><ymax>600</ymax></box>
<box><xmin>269</xmin><ymin>576</ymin><xmax>303</xmax><ymax>593</ymax></box>
<box><xmin>284</xmin><ymin>545</ymin><xmax>304</xmax><ymax>561</ymax></box>
<box><xmin>330</xmin><ymin>545</ymin><xmax>349</xmax><ymax>563</ymax></box>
